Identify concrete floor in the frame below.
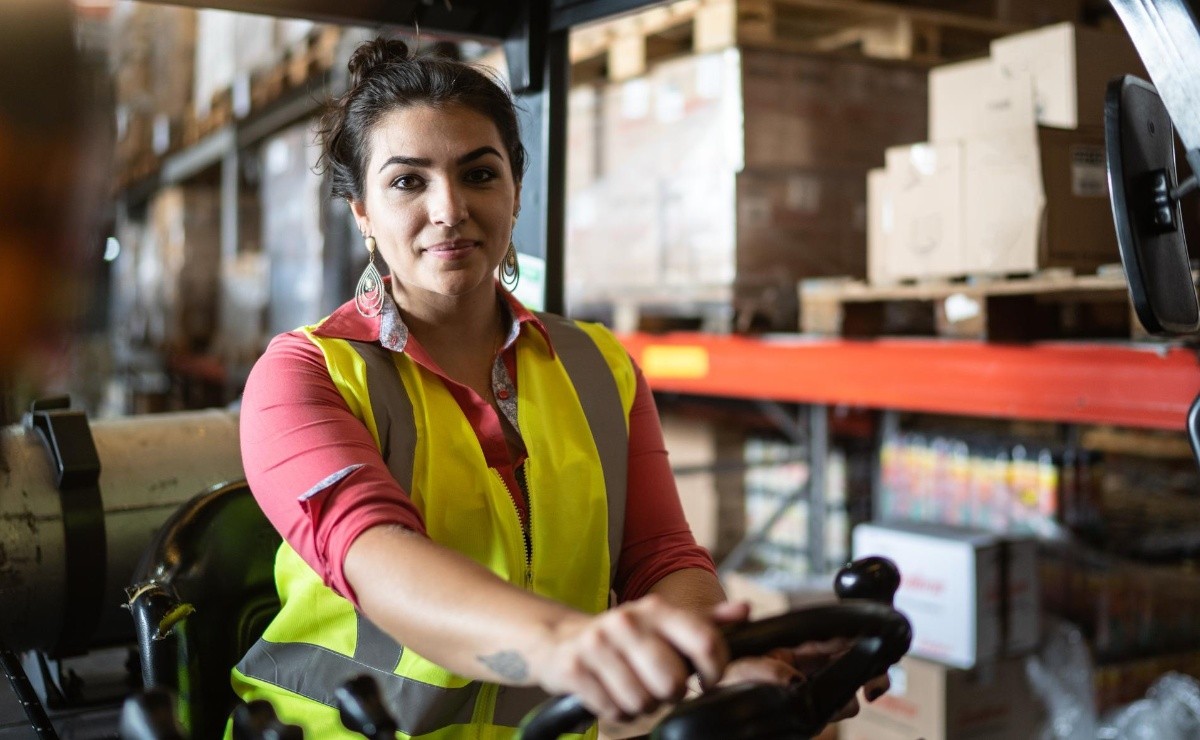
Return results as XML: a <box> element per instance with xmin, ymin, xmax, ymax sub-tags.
<box><xmin>1</xmin><ymin>648</ymin><xmax>131</xmax><ymax>739</ymax></box>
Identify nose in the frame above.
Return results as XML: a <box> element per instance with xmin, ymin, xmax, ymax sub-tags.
<box><xmin>428</xmin><ymin>178</ymin><xmax>468</xmax><ymax>227</ymax></box>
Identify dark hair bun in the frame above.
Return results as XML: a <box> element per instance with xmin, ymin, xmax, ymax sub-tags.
<box><xmin>347</xmin><ymin>38</ymin><xmax>412</xmax><ymax>89</ymax></box>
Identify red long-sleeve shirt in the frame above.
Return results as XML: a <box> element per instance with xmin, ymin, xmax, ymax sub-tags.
<box><xmin>239</xmin><ymin>288</ymin><xmax>714</xmax><ymax>607</ymax></box>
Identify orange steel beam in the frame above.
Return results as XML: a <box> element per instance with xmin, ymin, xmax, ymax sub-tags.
<box><xmin>618</xmin><ymin>333</ymin><xmax>1200</xmax><ymax>431</ymax></box>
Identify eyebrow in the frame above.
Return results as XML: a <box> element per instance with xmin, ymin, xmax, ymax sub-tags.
<box><xmin>377</xmin><ymin>146</ymin><xmax>504</xmax><ymax>173</ymax></box>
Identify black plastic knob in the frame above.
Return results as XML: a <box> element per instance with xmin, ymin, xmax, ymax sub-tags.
<box><xmin>834</xmin><ymin>556</ymin><xmax>901</xmax><ymax>605</ymax></box>
<box><xmin>336</xmin><ymin>675</ymin><xmax>399</xmax><ymax>739</ymax></box>
<box><xmin>119</xmin><ymin>689</ymin><xmax>186</xmax><ymax>740</ymax></box>
<box><xmin>232</xmin><ymin>700</ymin><xmax>304</xmax><ymax>740</ymax></box>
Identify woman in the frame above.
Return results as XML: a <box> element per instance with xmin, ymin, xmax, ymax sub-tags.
<box><xmin>236</xmin><ymin>37</ymin><xmax>881</xmax><ymax>738</ymax></box>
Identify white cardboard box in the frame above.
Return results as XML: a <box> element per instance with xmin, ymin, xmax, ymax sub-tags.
<box><xmin>840</xmin><ymin>654</ymin><xmax>1046</xmax><ymax>740</ymax></box>
<box><xmin>991</xmin><ymin>22</ymin><xmax>1146</xmax><ymax>130</ymax></box>
<box><xmin>866</xmin><ymin>168</ymin><xmax>893</xmax><ymax>285</ymax></box>
<box><xmin>928</xmin><ymin>57</ymin><xmax>1037</xmax><ymax>144</ymax></box>
<box><xmin>963</xmin><ymin>124</ymin><xmax>1113</xmax><ymax>276</ymax></box>
<box><xmin>882</xmin><ymin>141</ymin><xmax>965</xmax><ymax>281</ymax></box>
<box><xmin>852</xmin><ymin>522</ymin><xmax>1039</xmax><ymax>669</ymax></box>
<box><xmin>962</xmin><ymin>126</ymin><xmax>1047</xmax><ymax>275</ymax></box>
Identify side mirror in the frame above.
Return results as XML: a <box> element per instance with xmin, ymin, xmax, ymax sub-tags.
<box><xmin>1105</xmin><ymin>74</ymin><xmax>1199</xmax><ymax>334</ymax></box>
<box><xmin>1106</xmin><ymin>0</ymin><xmax>1200</xmax><ymax>336</ymax></box>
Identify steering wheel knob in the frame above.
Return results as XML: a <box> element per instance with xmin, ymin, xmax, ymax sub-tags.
<box><xmin>232</xmin><ymin>700</ymin><xmax>303</xmax><ymax>740</ymax></box>
<box><xmin>336</xmin><ymin>675</ymin><xmax>399</xmax><ymax>739</ymax></box>
<box><xmin>834</xmin><ymin>556</ymin><xmax>901</xmax><ymax>605</ymax></box>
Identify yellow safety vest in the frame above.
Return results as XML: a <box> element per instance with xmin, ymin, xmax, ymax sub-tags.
<box><xmin>231</xmin><ymin>313</ymin><xmax>637</xmax><ymax>739</ymax></box>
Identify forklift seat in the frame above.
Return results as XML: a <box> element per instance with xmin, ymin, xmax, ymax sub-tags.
<box><xmin>126</xmin><ymin>479</ymin><xmax>282</xmax><ymax>740</ymax></box>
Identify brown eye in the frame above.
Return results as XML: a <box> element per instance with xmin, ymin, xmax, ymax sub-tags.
<box><xmin>392</xmin><ymin>174</ymin><xmax>424</xmax><ymax>190</ymax></box>
<box><xmin>465</xmin><ymin>168</ymin><xmax>497</xmax><ymax>184</ymax></box>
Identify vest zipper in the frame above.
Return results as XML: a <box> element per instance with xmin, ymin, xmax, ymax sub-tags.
<box><xmin>494</xmin><ymin>467</ymin><xmax>532</xmax><ymax>588</ymax></box>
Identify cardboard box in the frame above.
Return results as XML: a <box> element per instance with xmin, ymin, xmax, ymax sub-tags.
<box><xmin>963</xmin><ymin>125</ymin><xmax>1114</xmax><ymax>275</ymax></box>
<box><xmin>961</xmin><ymin>125</ymin><xmax>1046</xmax><ymax>275</ymax></box>
<box><xmin>852</xmin><ymin>522</ymin><xmax>1039</xmax><ymax>669</ymax></box>
<box><xmin>929</xmin><ymin>57</ymin><xmax>1036</xmax><ymax>144</ymax></box>
<box><xmin>840</xmin><ymin>655</ymin><xmax>1046</xmax><ymax>740</ymax></box>
<box><xmin>867</xmin><ymin>168</ymin><xmax>894</xmax><ymax>285</ymax></box>
<box><xmin>741</xmin><ymin>49</ymin><xmax>928</xmax><ymax>170</ymax></box>
<box><xmin>877</xmin><ymin>125</ymin><xmax>1115</xmax><ymax>281</ymax></box>
<box><xmin>659</xmin><ymin>412</ymin><xmax>746</xmax><ymax>561</ymax></box>
<box><xmin>570</xmin><ymin>47</ymin><xmax>926</xmax><ymax>322</ymax></box>
<box><xmin>735</xmin><ymin>168</ymin><xmax>869</xmax><ymax>285</ymax></box>
<box><xmin>991</xmin><ymin>22</ymin><xmax>1146</xmax><ymax>130</ymax></box>
<box><xmin>882</xmin><ymin>142</ymin><xmax>965</xmax><ymax>281</ymax></box>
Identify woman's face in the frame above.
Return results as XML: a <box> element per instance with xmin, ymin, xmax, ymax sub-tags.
<box><xmin>351</xmin><ymin>103</ymin><xmax>520</xmax><ymax>305</ymax></box>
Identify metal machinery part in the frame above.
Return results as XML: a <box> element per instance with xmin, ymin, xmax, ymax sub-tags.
<box><xmin>0</xmin><ymin>409</ymin><xmax>244</xmax><ymax>654</ymax></box>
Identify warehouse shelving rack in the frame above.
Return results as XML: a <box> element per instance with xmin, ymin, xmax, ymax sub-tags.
<box><xmin>131</xmin><ymin>0</ymin><xmax>1200</xmax><ymax>570</ymax></box>
<box><xmin>620</xmin><ymin>332</ymin><xmax>1200</xmax><ymax>572</ymax></box>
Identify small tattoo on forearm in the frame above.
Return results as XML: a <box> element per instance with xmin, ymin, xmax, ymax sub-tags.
<box><xmin>477</xmin><ymin>651</ymin><xmax>529</xmax><ymax>681</ymax></box>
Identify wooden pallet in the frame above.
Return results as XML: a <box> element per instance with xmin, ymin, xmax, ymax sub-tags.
<box><xmin>569</xmin><ymin>0</ymin><xmax>1026</xmax><ymax>81</ymax></box>
<box><xmin>571</xmin><ymin>285</ymin><xmax>740</xmax><ymax>334</ymax></box>
<box><xmin>798</xmin><ymin>267</ymin><xmax>1154</xmax><ymax>341</ymax></box>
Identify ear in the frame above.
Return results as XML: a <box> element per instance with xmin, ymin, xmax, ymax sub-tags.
<box><xmin>349</xmin><ymin>199</ymin><xmax>369</xmax><ymax>234</ymax></box>
<box><xmin>512</xmin><ymin>181</ymin><xmax>522</xmax><ymax>221</ymax></box>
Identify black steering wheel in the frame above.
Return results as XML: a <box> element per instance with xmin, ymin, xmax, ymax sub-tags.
<box><xmin>517</xmin><ymin>557</ymin><xmax>911</xmax><ymax>740</ymax></box>
<box><xmin>120</xmin><ymin>558</ymin><xmax>909</xmax><ymax>740</ymax></box>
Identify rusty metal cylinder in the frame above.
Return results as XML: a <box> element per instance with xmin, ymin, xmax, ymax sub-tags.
<box><xmin>0</xmin><ymin>410</ymin><xmax>244</xmax><ymax>653</ymax></box>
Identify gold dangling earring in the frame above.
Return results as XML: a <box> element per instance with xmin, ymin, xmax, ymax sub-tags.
<box><xmin>356</xmin><ymin>235</ymin><xmax>385</xmax><ymax>318</ymax></box>
<box><xmin>500</xmin><ymin>242</ymin><xmax>520</xmax><ymax>290</ymax></box>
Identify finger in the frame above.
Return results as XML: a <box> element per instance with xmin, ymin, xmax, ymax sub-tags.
<box><xmin>564</xmin><ymin>657</ymin><xmax>624</xmax><ymax>724</ymax></box>
<box><xmin>828</xmin><ymin>696</ymin><xmax>861</xmax><ymax>723</ymax></box>
<box><xmin>791</xmin><ymin>638</ymin><xmax>854</xmax><ymax>661</ymax></box>
<box><xmin>583</xmin><ymin>627</ymin><xmax>657</xmax><ymax>719</ymax></box>
<box><xmin>720</xmin><ymin>656</ymin><xmax>802</xmax><ymax>687</ymax></box>
<box><xmin>766</xmin><ymin>647</ymin><xmax>796</xmax><ymax>666</ymax></box>
<box><xmin>607</xmin><ymin>610</ymin><xmax>690</xmax><ymax>703</ymax></box>
<box><xmin>863</xmin><ymin>673</ymin><xmax>891</xmax><ymax>702</ymax></box>
<box><xmin>709</xmin><ymin>600</ymin><xmax>750</xmax><ymax>626</ymax></box>
<box><xmin>638</xmin><ymin>597</ymin><xmax>728</xmax><ymax>688</ymax></box>
<box><xmin>789</xmin><ymin>638</ymin><xmax>856</xmax><ymax>674</ymax></box>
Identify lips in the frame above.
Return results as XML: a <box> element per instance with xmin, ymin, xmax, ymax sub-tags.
<box><xmin>422</xmin><ymin>239</ymin><xmax>480</xmax><ymax>260</ymax></box>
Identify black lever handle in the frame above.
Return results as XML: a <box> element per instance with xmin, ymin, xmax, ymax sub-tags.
<box><xmin>336</xmin><ymin>675</ymin><xmax>399</xmax><ymax>740</ymax></box>
<box><xmin>119</xmin><ymin>690</ymin><xmax>186</xmax><ymax>740</ymax></box>
<box><xmin>834</xmin><ymin>556</ymin><xmax>900</xmax><ymax>605</ymax></box>
<box><xmin>232</xmin><ymin>700</ymin><xmax>304</xmax><ymax>740</ymax></box>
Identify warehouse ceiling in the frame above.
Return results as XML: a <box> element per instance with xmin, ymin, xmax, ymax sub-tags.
<box><xmin>149</xmin><ymin>0</ymin><xmax>673</xmax><ymax>36</ymax></box>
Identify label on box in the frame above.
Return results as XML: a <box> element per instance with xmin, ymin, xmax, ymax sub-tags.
<box><xmin>1071</xmin><ymin>145</ymin><xmax>1108</xmax><ymax>197</ymax></box>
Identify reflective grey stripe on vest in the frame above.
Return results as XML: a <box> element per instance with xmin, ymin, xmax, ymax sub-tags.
<box><xmin>237</xmin><ymin>635</ymin><xmax>480</xmax><ymax>735</ymax></box>
<box><xmin>348</xmin><ymin>340</ymin><xmax>416</xmax><ymax>493</ymax></box>
<box><xmin>536</xmin><ymin>312</ymin><xmax>629</xmax><ymax>583</ymax></box>
<box><xmin>239</xmin><ymin>322</ymin><xmax>626</xmax><ymax>732</ymax></box>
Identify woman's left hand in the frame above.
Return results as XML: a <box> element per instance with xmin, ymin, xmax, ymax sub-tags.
<box><xmin>710</xmin><ymin>605</ymin><xmax>892</xmax><ymax>725</ymax></box>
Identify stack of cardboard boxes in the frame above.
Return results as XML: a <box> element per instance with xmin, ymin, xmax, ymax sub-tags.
<box><xmin>842</xmin><ymin>522</ymin><xmax>1045</xmax><ymax>739</ymax></box>
<box><xmin>566</xmin><ymin>48</ymin><xmax>928</xmax><ymax>329</ymax></box>
<box><xmin>869</xmin><ymin>23</ymin><xmax>1144</xmax><ymax>283</ymax></box>
<box><xmin>111</xmin><ymin>3</ymin><xmax>197</xmax><ymax>168</ymax></box>
<box><xmin>111</xmin><ymin>5</ymin><xmax>346</xmax><ymax>166</ymax></box>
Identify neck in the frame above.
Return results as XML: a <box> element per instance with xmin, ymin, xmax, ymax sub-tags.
<box><xmin>391</xmin><ymin>281</ymin><xmax>503</xmax><ymax>352</ymax></box>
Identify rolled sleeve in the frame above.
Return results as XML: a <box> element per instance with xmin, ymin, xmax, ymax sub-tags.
<box><xmin>240</xmin><ymin>332</ymin><xmax>426</xmax><ymax>605</ymax></box>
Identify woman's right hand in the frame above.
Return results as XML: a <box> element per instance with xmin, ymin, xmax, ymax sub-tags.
<box><xmin>531</xmin><ymin>594</ymin><xmax>731</xmax><ymax>723</ymax></box>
